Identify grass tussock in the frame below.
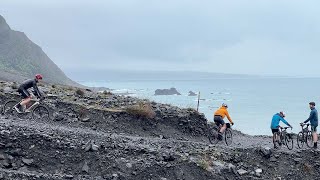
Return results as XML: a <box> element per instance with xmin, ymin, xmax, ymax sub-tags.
<box><xmin>75</xmin><ymin>89</ymin><xmax>85</xmax><ymax>97</ymax></box>
<box><xmin>103</xmin><ymin>90</ymin><xmax>113</xmax><ymax>96</ymax></box>
<box><xmin>11</xmin><ymin>83</ymin><xmax>18</xmax><ymax>89</ymax></box>
<box><xmin>303</xmin><ymin>163</ymin><xmax>313</xmax><ymax>173</ymax></box>
<box><xmin>78</xmin><ymin>106</ymin><xmax>89</xmax><ymax>119</ymax></box>
<box><xmin>126</xmin><ymin>102</ymin><xmax>156</xmax><ymax>119</ymax></box>
<box><xmin>198</xmin><ymin>158</ymin><xmax>210</xmax><ymax>171</ymax></box>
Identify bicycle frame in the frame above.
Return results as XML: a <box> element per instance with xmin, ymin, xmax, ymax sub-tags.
<box><xmin>15</xmin><ymin>98</ymin><xmax>41</xmax><ymax>113</ymax></box>
<box><xmin>300</xmin><ymin>123</ymin><xmax>311</xmax><ymax>141</ymax></box>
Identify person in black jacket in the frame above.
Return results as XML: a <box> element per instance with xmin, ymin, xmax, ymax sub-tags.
<box><xmin>15</xmin><ymin>74</ymin><xmax>43</xmax><ymax>113</ymax></box>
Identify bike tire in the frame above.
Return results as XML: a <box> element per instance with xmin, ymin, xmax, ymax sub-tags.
<box><xmin>225</xmin><ymin>128</ymin><xmax>233</xmax><ymax>146</ymax></box>
<box><xmin>285</xmin><ymin>134</ymin><xmax>294</xmax><ymax>150</ymax></box>
<box><xmin>297</xmin><ymin>132</ymin><xmax>304</xmax><ymax>149</ymax></box>
<box><xmin>208</xmin><ymin>126</ymin><xmax>219</xmax><ymax>144</ymax></box>
<box><xmin>2</xmin><ymin>100</ymin><xmax>19</xmax><ymax>117</ymax></box>
<box><xmin>306</xmin><ymin>131</ymin><xmax>314</xmax><ymax>148</ymax></box>
<box><xmin>32</xmin><ymin>105</ymin><xmax>50</xmax><ymax>121</ymax></box>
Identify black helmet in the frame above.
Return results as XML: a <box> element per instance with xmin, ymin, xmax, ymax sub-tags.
<box><xmin>309</xmin><ymin>102</ymin><xmax>316</xmax><ymax>106</ymax></box>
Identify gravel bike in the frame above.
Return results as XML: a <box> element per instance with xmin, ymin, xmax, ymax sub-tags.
<box><xmin>208</xmin><ymin>123</ymin><xmax>233</xmax><ymax>145</ymax></box>
<box><xmin>2</xmin><ymin>97</ymin><xmax>50</xmax><ymax>121</ymax></box>
<box><xmin>273</xmin><ymin>126</ymin><xmax>294</xmax><ymax>150</ymax></box>
<box><xmin>297</xmin><ymin>123</ymin><xmax>313</xmax><ymax>148</ymax></box>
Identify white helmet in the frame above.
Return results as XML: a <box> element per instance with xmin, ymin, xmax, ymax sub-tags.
<box><xmin>280</xmin><ymin>111</ymin><xmax>286</xmax><ymax>117</ymax></box>
<box><xmin>222</xmin><ymin>103</ymin><xmax>228</xmax><ymax>108</ymax></box>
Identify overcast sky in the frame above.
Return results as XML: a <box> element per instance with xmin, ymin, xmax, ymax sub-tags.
<box><xmin>1</xmin><ymin>0</ymin><xmax>320</xmax><ymax>76</ymax></box>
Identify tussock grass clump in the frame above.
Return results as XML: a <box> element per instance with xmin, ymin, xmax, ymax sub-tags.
<box><xmin>75</xmin><ymin>89</ymin><xmax>85</xmax><ymax>97</ymax></box>
<box><xmin>198</xmin><ymin>159</ymin><xmax>210</xmax><ymax>171</ymax></box>
<box><xmin>126</xmin><ymin>102</ymin><xmax>156</xmax><ymax>119</ymax></box>
<box><xmin>78</xmin><ymin>106</ymin><xmax>89</xmax><ymax>119</ymax></box>
<box><xmin>11</xmin><ymin>82</ymin><xmax>18</xmax><ymax>89</ymax></box>
<box><xmin>103</xmin><ymin>90</ymin><xmax>113</xmax><ymax>96</ymax></box>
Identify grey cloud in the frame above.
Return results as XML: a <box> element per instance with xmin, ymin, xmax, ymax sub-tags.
<box><xmin>1</xmin><ymin>0</ymin><xmax>320</xmax><ymax>76</ymax></box>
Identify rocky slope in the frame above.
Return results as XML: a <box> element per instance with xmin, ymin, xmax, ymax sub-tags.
<box><xmin>0</xmin><ymin>81</ymin><xmax>319</xmax><ymax>180</ymax></box>
<box><xmin>0</xmin><ymin>15</ymin><xmax>78</xmax><ymax>86</ymax></box>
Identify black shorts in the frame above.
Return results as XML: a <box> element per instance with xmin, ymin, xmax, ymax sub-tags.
<box><xmin>271</xmin><ymin>129</ymin><xmax>279</xmax><ymax>134</ymax></box>
<box><xmin>214</xmin><ymin>116</ymin><xmax>225</xmax><ymax>126</ymax></box>
<box><xmin>18</xmin><ymin>88</ymin><xmax>30</xmax><ymax>99</ymax></box>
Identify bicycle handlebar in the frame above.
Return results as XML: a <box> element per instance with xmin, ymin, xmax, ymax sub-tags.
<box><xmin>300</xmin><ymin>123</ymin><xmax>310</xmax><ymax>127</ymax></box>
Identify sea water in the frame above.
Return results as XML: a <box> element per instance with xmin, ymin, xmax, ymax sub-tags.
<box><xmin>79</xmin><ymin>78</ymin><xmax>320</xmax><ymax>135</ymax></box>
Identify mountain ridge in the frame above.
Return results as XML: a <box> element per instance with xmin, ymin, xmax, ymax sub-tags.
<box><xmin>0</xmin><ymin>15</ymin><xmax>79</xmax><ymax>86</ymax></box>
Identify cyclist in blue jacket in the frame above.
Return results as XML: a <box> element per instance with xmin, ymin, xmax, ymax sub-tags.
<box><xmin>271</xmin><ymin>112</ymin><xmax>292</xmax><ymax>148</ymax></box>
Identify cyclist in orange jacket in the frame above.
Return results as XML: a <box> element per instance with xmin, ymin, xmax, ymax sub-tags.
<box><xmin>214</xmin><ymin>103</ymin><xmax>234</xmax><ymax>140</ymax></box>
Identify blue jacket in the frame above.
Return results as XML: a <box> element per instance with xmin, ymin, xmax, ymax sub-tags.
<box><xmin>304</xmin><ymin>108</ymin><xmax>318</xmax><ymax>126</ymax></box>
<box><xmin>271</xmin><ymin>113</ymin><xmax>291</xmax><ymax>129</ymax></box>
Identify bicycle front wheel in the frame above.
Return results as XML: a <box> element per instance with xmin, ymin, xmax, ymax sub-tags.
<box><xmin>32</xmin><ymin>105</ymin><xmax>50</xmax><ymax>121</ymax></box>
<box><xmin>225</xmin><ymin>129</ymin><xmax>233</xmax><ymax>146</ymax></box>
<box><xmin>208</xmin><ymin>126</ymin><xmax>219</xmax><ymax>144</ymax></box>
<box><xmin>306</xmin><ymin>131</ymin><xmax>314</xmax><ymax>148</ymax></box>
<box><xmin>297</xmin><ymin>132</ymin><xmax>304</xmax><ymax>149</ymax></box>
<box><xmin>2</xmin><ymin>100</ymin><xmax>19</xmax><ymax>117</ymax></box>
<box><xmin>285</xmin><ymin>134</ymin><xmax>294</xmax><ymax>150</ymax></box>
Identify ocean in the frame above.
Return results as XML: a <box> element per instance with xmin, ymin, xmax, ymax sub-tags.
<box><xmin>79</xmin><ymin>78</ymin><xmax>320</xmax><ymax>135</ymax></box>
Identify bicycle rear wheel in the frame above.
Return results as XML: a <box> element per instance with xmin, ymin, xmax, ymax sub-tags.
<box><xmin>32</xmin><ymin>105</ymin><xmax>50</xmax><ymax>121</ymax></box>
<box><xmin>297</xmin><ymin>132</ymin><xmax>304</xmax><ymax>149</ymax></box>
<box><xmin>2</xmin><ymin>100</ymin><xmax>19</xmax><ymax>117</ymax></box>
<box><xmin>208</xmin><ymin>126</ymin><xmax>219</xmax><ymax>144</ymax></box>
<box><xmin>285</xmin><ymin>134</ymin><xmax>294</xmax><ymax>150</ymax></box>
<box><xmin>306</xmin><ymin>131</ymin><xmax>314</xmax><ymax>148</ymax></box>
<box><xmin>225</xmin><ymin>129</ymin><xmax>233</xmax><ymax>146</ymax></box>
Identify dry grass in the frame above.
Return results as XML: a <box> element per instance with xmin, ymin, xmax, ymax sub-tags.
<box><xmin>303</xmin><ymin>163</ymin><xmax>313</xmax><ymax>173</ymax></box>
<box><xmin>75</xmin><ymin>89</ymin><xmax>85</xmax><ymax>97</ymax></box>
<box><xmin>78</xmin><ymin>106</ymin><xmax>89</xmax><ymax>119</ymax></box>
<box><xmin>126</xmin><ymin>102</ymin><xmax>156</xmax><ymax>119</ymax></box>
<box><xmin>103</xmin><ymin>90</ymin><xmax>113</xmax><ymax>96</ymax></box>
<box><xmin>198</xmin><ymin>158</ymin><xmax>210</xmax><ymax>171</ymax></box>
<box><xmin>11</xmin><ymin>83</ymin><xmax>18</xmax><ymax>89</ymax></box>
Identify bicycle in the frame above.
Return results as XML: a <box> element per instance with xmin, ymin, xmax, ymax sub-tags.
<box><xmin>208</xmin><ymin>123</ymin><xmax>233</xmax><ymax>145</ymax></box>
<box><xmin>2</xmin><ymin>97</ymin><xmax>50</xmax><ymax>121</ymax></box>
<box><xmin>273</xmin><ymin>126</ymin><xmax>294</xmax><ymax>150</ymax></box>
<box><xmin>297</xmin><ymin>123</ymin><xmax>313</xmax><ymax>148</ymax></box>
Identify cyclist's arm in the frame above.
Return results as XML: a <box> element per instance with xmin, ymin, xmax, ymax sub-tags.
<box><xmin>33</xmin><ymin>82</ymin><xmax>42</xmax><ymax>98</ymax></box>
<box><xmin>225</xmin><ymin>110</ymin><xmax>233</xmax><ymax>124</ymax></box>
<box><xmin>280</xmin><ymin>117</ymin><xmax>291</xmax><ymax>127</ymax></box>
<box><xmin>304</xmin><ymin>111</ymin><xmax>314</xmax><ymax>123</ymax></box>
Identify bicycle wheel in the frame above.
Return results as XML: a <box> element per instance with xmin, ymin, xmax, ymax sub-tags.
<box><xmin>225</xmin><ymin>129</ymin><xmax>233</xmax><ymax>146</ymax></box>
<box><xmin>306</xmin><ymin>131</ymin><xmax>314</xmax><ymax>148</ymax></box>
<box><xmin>32</xmin><ymin>105</ymin><xmax>50</xmax><ymax>121</ymax></box>
<box><xmin>297</xmin><ymin>132</ymin><xmax>304</xmax><ymax>149</ymax></box>
<box><xmin>2</xmin><ymin>100</ymin><xmax>19</xmax><ymax>117</ymax></box>
<box><xmin>285</xmin><ymin>134</ymin><xmax>294</xmax><ymax>150</ymax></box>
<box><xmin>208</xmin><ymin>126</ymin><xmax>219</xmax><ymax>144</ymax></box>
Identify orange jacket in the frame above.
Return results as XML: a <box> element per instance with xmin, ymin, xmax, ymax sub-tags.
<box><xmin>214</xmin><ymin>106</ymin><xmax>233</xmax><ymax>124</ymax></box>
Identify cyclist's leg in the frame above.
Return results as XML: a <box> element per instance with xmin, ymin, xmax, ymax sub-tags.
<box><xmin>271</xmin><ymin>129</ymin><xmax>279</xmax><ymax>148</ymax></box>
<box><xmin>311</xmin><ymin>126</ymin><xmax>318</xmax><ymax>148</ymax></box>
<box><xmin>219</xmin><ymin>121</ymin><xmax>226</xmax><ymax>133</ymax></box>
<box><xmin>19</xmin><ymin>89</ymin><xmax>31</xmax><ymax>111</ymax></box>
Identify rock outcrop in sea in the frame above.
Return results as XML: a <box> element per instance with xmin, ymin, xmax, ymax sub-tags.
<box><xmin>155</xmin><ymin>88</ymin><xmax>181</xmax><ymax>96</ymax></box>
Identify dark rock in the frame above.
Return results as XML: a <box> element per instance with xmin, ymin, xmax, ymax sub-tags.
<box><xmin>155</xmin><ymin>88</ymin><xmax>181</xmax><ymax>96</ymax></box>
<box><xmin>188</xmin><ymin>91</ymin><xmax>197</xmax><ymax>96</ymax></box>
